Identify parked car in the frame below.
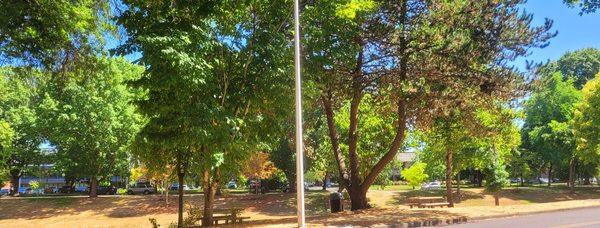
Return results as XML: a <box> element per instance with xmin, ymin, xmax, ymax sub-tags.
<box><xmin>30</xmin><ymin>188</ymin><xmax>45</xmax><ymax>195</ymax></box>
<box><xmin>227</xmin><ymin>181</ymin><xmax>237</xmax><ymax>189</ymax></box>
<box><xmin>280</xmin><ymin>182</ymin><xmax>310</xmax><ymax>193</ymax></box>
<box><xmin>510</xmin><ymin>178</ymin><xmax>522</xmax><ymax>183</ymax></box>
<box><xmin>96</xmin><ymin>186</ymin><xmax>117</xmax><ymax>195</ymax></box>
<box><xmin>0</xmin><ymin>188</ymin><xmax>9</xmax><ymax>196</ymax></box>
<box><xmin>75</xmin><ymin>186</ymin><xmax>88</xmax><ymax>192</ymax></box>
<box><xmin>44</xmin><ymin>187</ymin><xmax>59</xmax><ymax>194</ymax></box>
<box><xmin>128</xmin><ymin>182</ymin><xmax>156</xmax><ymax>195</ymax></box>
<box><xmin>421</xmin><ymin>181</ymin><xmax>442</xmax><ymax>191</ymax></box>
<box><xmin>18</xmin><ymin>187</ymin><xmax>32</xmax><ymax>194</ymax></box>
<box><xmin>169</xmin><ymin>183</ymin><xmax>189</xmax><ymax>191</ymax></box>
<box><xmin>59</xmin><ymin>186</ymin><xmax>75</xmax><ymax>194</ymax></box>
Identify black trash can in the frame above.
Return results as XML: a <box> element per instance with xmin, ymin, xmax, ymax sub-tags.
<box><xmin>330</xmin><ymin>192</ymin><xmax>343</xmax><ymax>213</ymax></box>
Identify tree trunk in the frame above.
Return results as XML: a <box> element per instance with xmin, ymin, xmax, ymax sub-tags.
<box><xmin>456</xmin><ymin>172</ymin><xmax>461</xmax><ymax>200</ymax></box>
<box><xmin>164</xmin><ymin>181</ymin><xmax>169</xmax><ymax>206</ymax></box>
<box><xmin>201</xmin><ymin>182</ymin><xmax>217</xmax><ymax>227</ymax></box>
<box><xmin>89</xmin><ymin>176</ymin><xmax>99</xmax><ymax>198</ymax></box>
<box><xmin>322</xmin><ymin>173</ymin><xmax>329</xmax><ymax>191</ymax></box>
<box><xmin>476</xmin><ymin>170</ymin><xmax>483</xmax><ymax>187</ymax></box>
<box><xmin>285</xmin><ymin>171</ymin><xmax>296</xmax><ymax>193</ymax></box>
<box><xmin>520</xmin><ymin>172</ymin><xmax>524</xmax><ymax>187</ymax></box>
<box><xmin>321</xmin><ymin>94</ymin><xmax>349</xmax><ymax>189</ymax></box>
<box><xmin>445</xmin><ymin>149</ymin><xmax>454</xmax><ymax>207</ymax></box>
<box><xmin>494</xmin><ymin>193</ymin><xmax>500</xmax><ymax>206</ymax></box>
<box><xmin>201</xmin><ymin>169</ymin><xmax>220</xmax><ymax>227</ymax></box>
<box><xmin>9</xmin><ymin>172</ymin><xmax>20</xmax><ymax>196</ymax></box>
<box><xmin>177</xmin><ymin>169</ymin><xmax>185</xmax><ymax>227</ymax></box>
<box><xmin>547</xmin><ymin>164</ymin><xmax>552</xmax><ymax>187</ymax></box>
<box><xmin>348</xmin><ymin>188</ymin><xmax>369</xmax><ymax>210</ymax></box>
<box><xmin>569</xmin><ymin>157</ymin><xmax>575</xmax><ymax>193</ymax></box>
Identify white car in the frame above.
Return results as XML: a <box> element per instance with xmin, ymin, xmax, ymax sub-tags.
<box><xmin>421</xmin><ymin>181</ymin><xmax>442</xmax><ymax>191</ymax></box>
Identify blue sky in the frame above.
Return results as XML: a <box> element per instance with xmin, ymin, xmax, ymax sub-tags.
<box><xmin>513</xmin><ymin>0</ymin><xmax>600</xmax><ymax>71</ymax></box>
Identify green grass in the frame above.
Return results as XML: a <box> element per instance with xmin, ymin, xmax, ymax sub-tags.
<box><xmin>370</xmin><ymin>184</ymin><xmax>415</xmax><ymax>191</ymax></box>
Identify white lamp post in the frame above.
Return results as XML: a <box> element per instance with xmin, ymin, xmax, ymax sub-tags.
<box><xmin>293</xmin><ymin>0</ymin><xmax>306</xmax><ymax>227</ymax></box>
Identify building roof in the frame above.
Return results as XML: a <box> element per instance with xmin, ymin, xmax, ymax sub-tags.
<box><xmin>396</xmin><ymin>152</ymin><xmax>416</xmax><ymax>162</ymax></box>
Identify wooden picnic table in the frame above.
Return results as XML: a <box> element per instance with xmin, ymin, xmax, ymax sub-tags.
<box><xmin>408</xmin><ymin>196</ymin><xmax>449</xmax><ymax>208</ymax></box>
<box><xmin>196</xmin><ymin>208</ymin><xmax>250</xmax><ymax>225</ymax></box>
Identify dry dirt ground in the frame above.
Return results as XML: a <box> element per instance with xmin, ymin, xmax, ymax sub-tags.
<box><xmin>1</xmin><ymin>186</ymin><xmax>599</xmax><ymax>227</ymax></box>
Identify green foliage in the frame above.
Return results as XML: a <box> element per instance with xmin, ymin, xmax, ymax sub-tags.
<box><xmin>564</xmin><ymin>0</ymin><xmax>600</xmax><ymax>14</ymax></box>
<box><xmin>523</xmin><ymin>73</ymin><xmax>582</xmax><ymax>172</ymax></box>
<box><xmin>335</xmin><ymin>95</ymin><xmax>396</xmax><ymax>179</ymax></box>
<box><xmin>336</xmin><ymin>0</ymin><xmax>377</xmax><ymax>19</ymax></box>
<box><xmin>540</xmin><ymin>48</ymin><xmax>600</xmax><ymax>89</ymax></box>
<box><xmin>303</xmin><ymin>0</ymin><xmax>553</xmax><ymax>206</ymax></box>
<box><xmin>419</xmin><ymin>104</ymin><xmax>521</xmax><ymax>178</ymax></box>
<box><xmin>401</xmin><ymin>162</ymin><xmax>429</xmax><ymax>189</ymax></box>
<box><xmin>484</xmin><ymin>162</ymin><xmax>510</xmax><ymax>193</ymax></box>
<box><xmin>0</xmin><ymin>67</ymin><xmax>47</xmax><ymax>188</ymax></box>
<box><xmin>39</xmin><ymin>57</ymin><xmax>144</xmax><ymax>183</ymax></box>
<box><xmin>508</xmin><ymin>150</ymin><xmax>533</xmax><ymax>181</ymax></box>
<box><xmin>0</xmin><ymin>0</ymin><xmax>112</xmax><ymax>67</ymax></box>
<box><xmin>29</xmin><ymin>180</ymin><xmax>40</xmax><ymax>190</ymax></box>
<box><xmin>574</xmin><ymin>73</ymin><xmax>600</xmax><ymax>165</ymax></box>
<box><xmin>117</xmin><ymin>188</ymin><xmax>128</xmax><ymax>195</ymax></box>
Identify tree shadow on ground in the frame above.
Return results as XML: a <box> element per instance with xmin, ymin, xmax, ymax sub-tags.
<box><xmin>240</xmin><ymin>208</ymin><xmax>465</xmax><ymax>227</ymax></box>
<box><xmin>390</xmin><ymin>189</ymin><xmax>485</xmax><ymax>206</ymax></box>
<box><xmin>499</xmin><ymin>186</ymin><xmax>600</xmax><ymax>203</ymax></box>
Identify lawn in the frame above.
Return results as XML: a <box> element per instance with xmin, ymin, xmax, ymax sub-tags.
<box><xmin>1</xmin><ymin>186</ymin><xmax>599</xmax><ymax>227</ymax></box>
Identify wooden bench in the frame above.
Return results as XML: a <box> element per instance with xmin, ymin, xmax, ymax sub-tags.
<box><xmin>408</xmin><ymin>196</ymin><xmax>448</xmax><ymax>208</ymax></box>
<box><xmin>197</xmin><ymin>208</ymin><xmax>250</xmax><ymax>225</ymax></box>
<box><xmin>206</xmin><ymin>215</ymin><xmax>251</xmax><ymax>225</ymax></box>
<box><xmin>421</xmin><ymin>202</ymin><xmax>450</xmax><ymax>208</ymax></box>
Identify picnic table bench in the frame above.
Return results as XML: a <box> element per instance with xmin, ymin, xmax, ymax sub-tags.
<box><xmin>408</xmin><ymin>196</ymin><xmax>450</xmax><ymax>208</ymax></box>
<box><xmin>195</xmin><ymin>208</ymin><xmax>250</xmax><ymax>225</ymax></box>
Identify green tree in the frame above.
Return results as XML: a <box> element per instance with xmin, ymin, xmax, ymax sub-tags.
<box><xmin>573</xmin><ymin>73</ymin><xmax>600</xmax><ymax>168</ymax></box>
<box><xmin>0</xmin><ymin>67</ymin><xmax>47</xmax><ymax>195</ymax></box>
<box><xmin>540</xmin><ymin>48</ymin><xmax>600</xmax><ymax>89</ymax></box>
<box><xmin>484</xmin><ymin>161</ymin><xmax>509</xmax><ymax>206</ymax></box>
<box><xmin>39</xmin><ymin>57</ymin><xmax>144</xmax><ymax>197</ymax></box>
<box><xmin>304</xmin><ymin>0</ymin><xmax>553</xmax><ymax>210</ymax></box>
<box><xmin>401</xmin><ymin>162</ymin><xmax>428</xmax><ymax>189</ymax></box>
<box><xmin>420</xmin><ymin>104</ymin><xmax>520</xmax><ymax>207</ymax></box>
<box><xmin>117</xmin><ymin>1</ymin><xmax>292</xmax><ymax>225</ymax></box>
<box><xmin>523</xmin><ymin>73</ymin><xmax>582</xmax><ymax>188</ymax></box>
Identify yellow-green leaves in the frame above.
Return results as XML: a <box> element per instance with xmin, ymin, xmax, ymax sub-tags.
<box><xmin>335</xmin><ymin>0</ymin><xmax>377</xmax><ymax>20</ymax></box>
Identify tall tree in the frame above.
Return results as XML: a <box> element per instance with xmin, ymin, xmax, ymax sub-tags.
<box><xmin>522</xmin><ymin>73</ymin><xmax>582</xmax><ymax>188</ymax></box>
<box><xmin>573</xmin><ymin>73</ymin><xmax>600</xmax><ymax>169</ymax></box>
<box><xmin>0</xmin><ymin>67</ymin><xmax>46</xmax><ymax>195</ymax></box>
<box><xmin>0</xmin><ymin>68</ymin><xmax>47</xmax><ymax>194</ymax></box>
<box><xmin>420</xmin><ymin>104</ymin><xmax>520</xmax><ymax>206</ymax></box>
<box><xmin>116</xmin><ymin>1</ymin><xmax>292</xmax><ymax>226</ymax></box>
<box><xmin>304</xmin><ymin>0</ymin><xmax>553</xmax><ymax>210</ymax></box>
<box><xmin>39</xmin><ymin>57</ymin><xmax>144</xmax><ymax>197</ymax></box>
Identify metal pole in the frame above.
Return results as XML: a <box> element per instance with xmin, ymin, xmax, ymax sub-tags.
<box><xmin>293</xmin><ymin>0</ymin><xmax>306</xmax><ymax>227</ymax></box>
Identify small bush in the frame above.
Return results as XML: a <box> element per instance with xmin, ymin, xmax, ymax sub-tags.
<box><xmin>117</xmin><ymin>188</ymin><xmax>128</xmax><ymax>195</ymax></box>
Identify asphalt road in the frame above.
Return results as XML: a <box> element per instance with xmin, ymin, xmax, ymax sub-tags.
<box><xmin>450</xmin><ymin>207</ymin><xmax>600</xmax><ymax>228</ymax></box>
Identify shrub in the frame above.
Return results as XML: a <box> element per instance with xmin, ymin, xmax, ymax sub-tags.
<box><xmin>29</xmin><ymin>180</ymin><xmax>41</xmax><ymax>190</ymax></box>
<box><xmin>401</xmin><ymin>162</ymin><xmax>429</xmax><ymax>189</ymax></box>
<box><xmin>117</xmin><ymin>188</ymin><xmax>128</xmax><ymax>195</ymax></box>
